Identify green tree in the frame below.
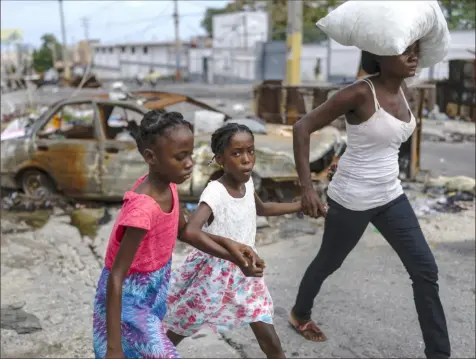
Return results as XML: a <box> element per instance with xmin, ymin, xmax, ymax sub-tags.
<box><xmin>32</xmin><ymin>34</ymin><xmax>63</xmax><ymax>73</ymax></box>
<box><xmin>201</xmin><ymin>0</ymin><xmax>339</xmax><ymax>44</ymax></box>
<box><xmin>438</xmin><ymin>0</ymin><xmax>475</xmax><ymax>29</ymax></box>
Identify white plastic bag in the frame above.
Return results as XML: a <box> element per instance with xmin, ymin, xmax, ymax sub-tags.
<box><xmin>194</xmin><ymin>110</ymin><xmax>225</xmax><ymax>135</ymax></box>
<box><xmin>316</xmin><ymin>0</ymin><xmax>450</xmax><ymax>69</ymax></box>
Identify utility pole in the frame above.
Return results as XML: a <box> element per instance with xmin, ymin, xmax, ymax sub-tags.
<box><xmin>267</xmin><ymin>1</ymin><xmax>273</xmax><ymax>41</ymax></box>
<box><xmin>58</xmin><ymin>0</ymin><xmax>70</xmax><ymax>80</ymax></box>
<box><xmin>285</xmin><ymin>0</ymin><xmax>302</xmax><ymax>86</ymax></box>
<box><xmin>326</xmin><ymin>6</ymin><xmax>334</xmax><ymax>83</ymax></box>
<box><xmin>48</xmin><ymin>43</ymin><xmax>57</xmax><ymax>66</ymax></box>
<box><xmin>173</xmin><ymin>0</ymin><xmax>181</xmax><ymax>81</ymax></box>
<box><xmin>242</xmin><ymin>11</ymin><xmax>248</xmax><ymax>49</ymax></box>
<box><xmin>81</xmin><ymin>17</ymin><xmax>90</xmax><ymax>41</ymax></box>
<box><xmin>285</xmin><ymin>0</ymin><xmax>302</xmax><ymax>125</ymax></box>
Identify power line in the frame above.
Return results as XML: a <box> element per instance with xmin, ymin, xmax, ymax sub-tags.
<box><xmin>108</xmin><ymin>20</ymin><xmax>163</xmax><ymax>43</ymax></box>
<box><xmin>65</xmin><ymin>1</ymin><xmax>120</xmax><ymax>30</ymax></box>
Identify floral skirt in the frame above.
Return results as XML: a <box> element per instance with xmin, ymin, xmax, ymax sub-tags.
<box><xmin>93</xmin><ymin>260</ymin><xmax>180</xmax><ymax>359</ymax></box>
<box><xmin>163</xmin><ymin>249</ymin><xmax>274</xmax><ymax>337</ymax></box>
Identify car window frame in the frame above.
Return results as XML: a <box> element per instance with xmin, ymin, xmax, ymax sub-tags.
<box><xmin>95</xmin><ymin>100</ymin><xmax>146</xmax><ymax>141</ymax></box>
<box><xmin>32</xmin><ymin>100</ymin><xmax>102</xmax><ymax>142</ymax></box>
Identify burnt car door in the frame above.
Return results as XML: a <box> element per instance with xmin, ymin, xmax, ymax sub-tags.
<box><xmin>96</xmin><ymin>102</ymin><xmax>150</xmax><ymax>199</ymax></box>
<box><xmin>96</xmin><ymin>101</ymin><xmax>194</xmax><ymax>199</ymax></box>
<box><xmin>32</xmin><ymin>101</ymin><xmax>102</xmax><ymax>197</ymax></box>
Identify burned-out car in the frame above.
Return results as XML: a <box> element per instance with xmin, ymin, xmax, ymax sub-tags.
<box><xmin>0</xmin><ymin>91</ymin><xmax>346</xmax><ymax>201</ymax></box>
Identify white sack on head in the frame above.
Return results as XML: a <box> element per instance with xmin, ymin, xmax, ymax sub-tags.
<box><xmin>316</xmin><ymin>0</ymin><xmax>451</xmax><ymax>70</ymax></box>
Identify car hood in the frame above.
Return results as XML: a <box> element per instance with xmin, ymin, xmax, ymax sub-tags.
<box><xmin>194</xmin><ymin>124</ymin><xmax>344</xmax><ymax>179</ymax></box>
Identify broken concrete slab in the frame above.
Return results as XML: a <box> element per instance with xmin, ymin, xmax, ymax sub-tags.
<box><xmin>422</xmin><ymin>119</ymin><xmax>476</xmax><ymax>143</ymax></box>
<box><xmin>257</xmin><ymin>216</ymin><xmax>270</xmax><ymax>229</ymax></box>
<box><xmin>1</xmin><ymin>304</ymin><xmax>42</xmax><ymax>335</ymax></box>
<box><xmin>426</xmin><ymin>176</ymin><xmax>476</xmax><ymax>195</ymax></box>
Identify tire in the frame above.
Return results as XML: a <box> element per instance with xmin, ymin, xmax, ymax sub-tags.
<box><xmin>21</xmin><ymin>169</ymin><xmax>56</xmax><ymax>199</ymax></box>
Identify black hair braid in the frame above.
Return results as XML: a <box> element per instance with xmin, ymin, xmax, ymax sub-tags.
<box><xmin>134</xmin><ymin>109</ymin><xmax>192</xmax><ymax>153</ymax></box>
<box><xmin>210</xmin><ymin>122</ymin><xmax>254</xmax><ymax>157</ymax></box>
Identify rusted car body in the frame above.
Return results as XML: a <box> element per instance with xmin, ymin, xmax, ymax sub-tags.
<box><xmin>1</xmin><ymin>91</ymin><xmax>345</xmax><ymax>201</ymax></box>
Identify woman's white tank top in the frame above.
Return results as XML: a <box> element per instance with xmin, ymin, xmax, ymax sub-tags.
<box><xmin>327</xmin><ymin>77</ymin><xmax>416</xmax><ymax>211</ymax></box>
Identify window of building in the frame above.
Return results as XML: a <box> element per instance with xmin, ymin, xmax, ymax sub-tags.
<box><xmin>109</xmin><ymin>47</ymin><xmax>113</xmax><ymax>53</ymax></box>
<box><xmin>121</xmin><ymin>46</ymin><xmax>125</xmax><ymax>53</ymax></box>
<box><xmin>131</xmin><ymin>47</ymin><xmax>135</xmax><ymax>54</ymax></box>
<box><xmin>143</xmin><ymin>46</ymin><xmax>148</xmax><ymax>54</ymax></box>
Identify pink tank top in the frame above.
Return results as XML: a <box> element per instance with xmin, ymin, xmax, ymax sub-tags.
<box><xmin>104</xmin><ymin>174</ymin><xmax>180</xmax><ymax>274</ymax></box>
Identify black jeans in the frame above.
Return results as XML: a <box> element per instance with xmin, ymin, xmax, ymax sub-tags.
<box><xmin>293</xmin><ymin>194</ymin><xmax>451</xmax><ymax>359</ymax></box>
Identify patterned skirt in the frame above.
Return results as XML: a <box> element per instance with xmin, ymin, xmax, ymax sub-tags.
<box><xmin>93</xmin><ymin>260</ymin><xmax>180</xmax><ymax>359</ymax></box>
<box><xmin>163</xmin><ymin>249</ymin><xmax>274</xmax><ymax>337</ymax></box>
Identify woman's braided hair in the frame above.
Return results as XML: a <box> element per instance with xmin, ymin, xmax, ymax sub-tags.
<box><xmin>210</xmin><ymin>122</ymin><xmax>254</xmax><ymax>162</ymax></box>
<box><xmin>130</xmin><ymin>109</ymin><xmax>193</xmax><ymax>154</ymax></box>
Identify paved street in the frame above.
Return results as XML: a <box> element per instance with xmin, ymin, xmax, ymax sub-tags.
<box><xmin>1</xmin><ymin>204</ymin><xmax>474</xmax><ymax>358</ymax></box>
<box><xmin>220</xmin><ymin>213</ymin><xmax>475</xmax><ymax>358</ymax></box>
<box><xmin>420</xmin><ymin>141</ymin><xmax>476</xmax><ymax>178</ymax></box>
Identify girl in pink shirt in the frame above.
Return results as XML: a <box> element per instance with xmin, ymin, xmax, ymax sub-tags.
<box><xmin>93</xmin><ymin>110</ymin><xmax>263</xmax><ymax>359</ymax></box>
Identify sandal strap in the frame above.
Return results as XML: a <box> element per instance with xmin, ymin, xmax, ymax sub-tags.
<box><xmin>298</xmin><ymin>320</ymin><xmax>321</xmax><ymax>334</ymax></box>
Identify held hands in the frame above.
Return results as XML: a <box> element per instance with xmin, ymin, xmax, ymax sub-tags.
<box><xmin>300</xmin><ymin>186</ymin><xmax>328</xmax><ymax>219</ymax></box>
<box><xmin>226</xmin><ymin>241</ymin><xmax>265</xmax><ymax>277</ymax></box>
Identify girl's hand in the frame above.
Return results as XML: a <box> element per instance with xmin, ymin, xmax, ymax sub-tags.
<box><xmin>227</xmin><ymin>241</ymin><xmax>264</xmax><ymax>269</ymax></box>
<box><xmin>239</xmin><ymin>255</ymin><xmax>265</xmax><ymax>277</ymax></box>
<box><xmin>301</xmin><ymin>186</ymin><xmax>327</xmax><ymax>219</ymax></box>
<box><xmin>105</xmin><ymin>348</ymin><xmax>125</xmax><ymax>359</ymax></box>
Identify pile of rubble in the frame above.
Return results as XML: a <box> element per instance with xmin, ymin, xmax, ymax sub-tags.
<box><xmin>1</xmin><ymin>191</ymin><xmax>75</xmax><ymax>213</ymax></box>
<box><xmin>422</xmin><ymin>117</ymin><xmax>476</xmax><ymax>143</ymax></box>
<box><xmin>411</xmin><ymin>175</ymin><xmax>475</xmax><ymax>217</ymax></box>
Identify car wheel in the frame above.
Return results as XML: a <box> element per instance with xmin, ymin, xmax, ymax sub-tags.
<box><xmin>21</xmin><ymin>169</ymin><xmax>56</xmax><ymax>199</ymax></box>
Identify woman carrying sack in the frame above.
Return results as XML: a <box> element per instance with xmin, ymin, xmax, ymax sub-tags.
<box><xmin>289</xmin><ymin>2</ymin><xmax>451</xmax><ymax>359</ymax></box>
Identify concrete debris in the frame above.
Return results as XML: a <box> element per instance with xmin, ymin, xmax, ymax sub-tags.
<box><xmin>422</xmin><ymin>118</ymin><xmax>476</xmax><ymax>143</ymax></box>
<box><xmin>1</xmin><ymin>304</ymin><xmax>42</xmax><ymax>335</ymax></box>
<box><xmin>1</xmin><ymin>191</ymin><xmax>74</xmax><ymax>212</ymax></box>
<box><xmin>412</xmin><ymin>194</ymin><xmax>474</xmax><ymax>217</ymax></box>
<box><xmin>425</xmin><ymin>176</ymin><xmax>476</xmax><ymax>195</ymax></box>
<box><xmin>256</xmin><ymin>216</ymin><xmax>270</xmax><ymax>229</ymax></box>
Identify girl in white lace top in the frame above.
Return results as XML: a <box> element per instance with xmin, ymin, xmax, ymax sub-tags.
<box><xmin>164</xmin><ymin>123</ymin><xmax>303</xmax><ymax>359</ymax></box>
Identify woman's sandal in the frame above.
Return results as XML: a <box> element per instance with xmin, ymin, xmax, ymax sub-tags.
<box><xmin>289</xmin><ymin>312</ymin><xmax>327</xmax><ymax>342</ymax></box>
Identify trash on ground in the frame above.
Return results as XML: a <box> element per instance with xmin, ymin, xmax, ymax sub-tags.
<box><xmin>412</xmin><ymin>190</ymin><xmax>474</xmax><ymax>217</ymax></box>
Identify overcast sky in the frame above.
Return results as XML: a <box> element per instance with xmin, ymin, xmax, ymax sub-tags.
<box><xmin>1</xmin><ymin>0</ymin><xmax>230</xmax><ymax>49</ymax></box>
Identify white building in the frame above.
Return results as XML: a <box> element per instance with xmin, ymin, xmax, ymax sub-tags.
<box><xmin>299</xmin><ymin>29</ymin><xmax>476</xmax><ymax>83</ymax></box>
<box><xmin>92</xmin><ymin>41</ymin><xmax>191</xmax><ymax>81</ymax></box>
<box><xmin>91</xmin><ymin>28</ymin><xmax>475</xmax><ymax>84</ymax></box>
